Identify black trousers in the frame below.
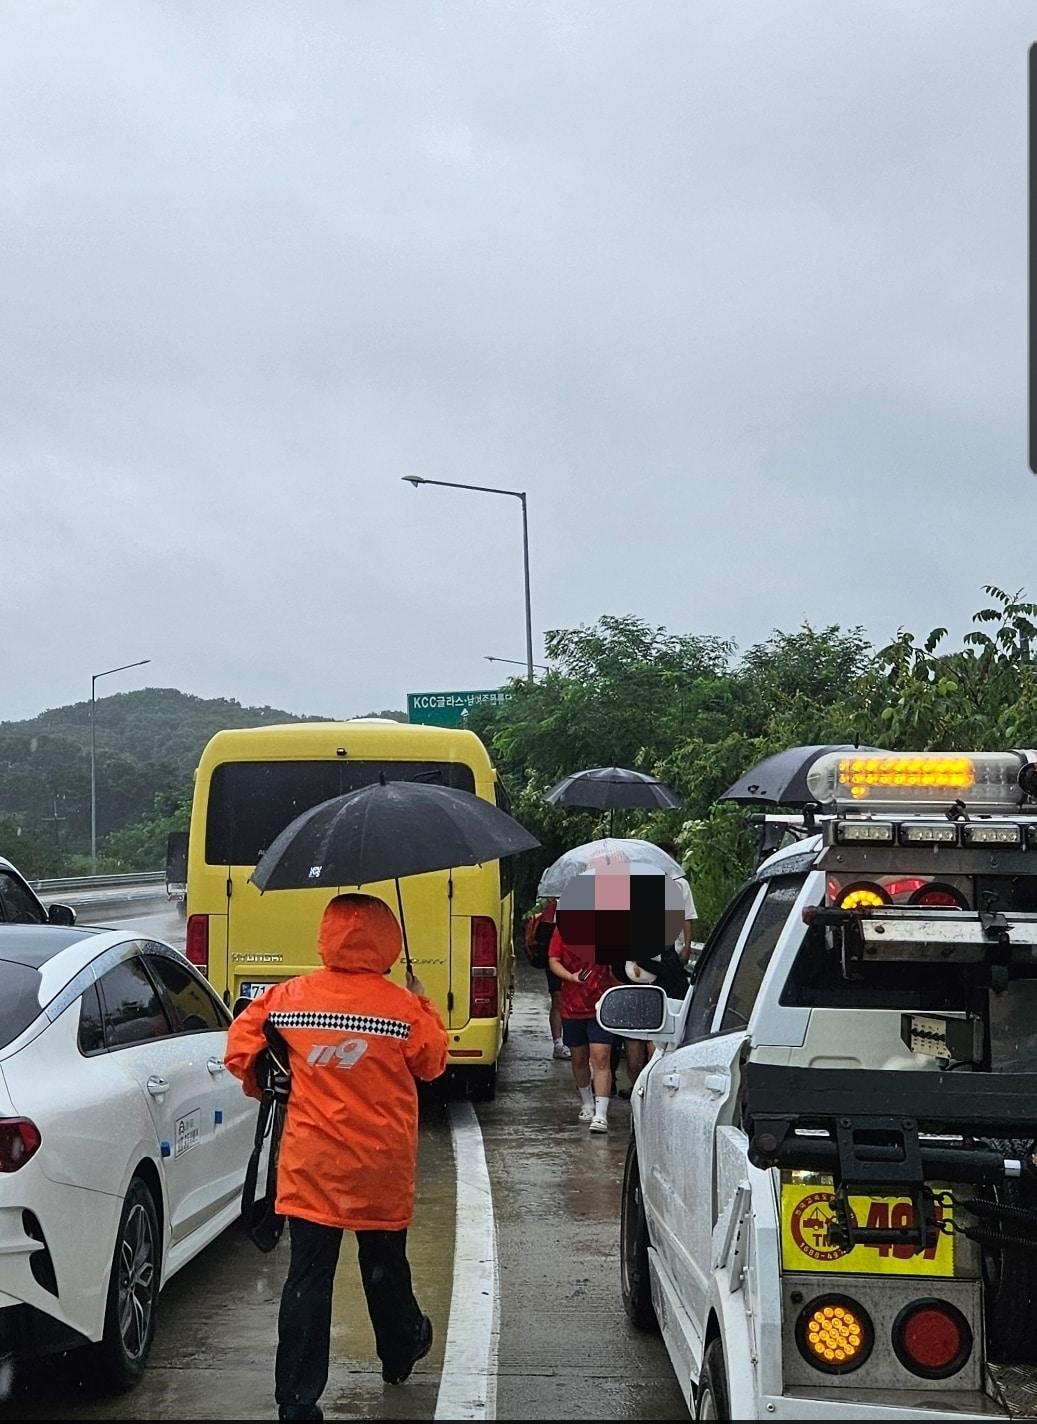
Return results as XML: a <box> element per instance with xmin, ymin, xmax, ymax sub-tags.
<box><xmin>275</xmin><ymin>1216</ymin><xmax>425</xmax><ymax>1415</ymax></box>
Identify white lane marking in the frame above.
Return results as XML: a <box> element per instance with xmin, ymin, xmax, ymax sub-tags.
<box><xmin>434</xmin><ymin>1100</ymin><xmax>500</xmax><ymax>1421</ymax></box>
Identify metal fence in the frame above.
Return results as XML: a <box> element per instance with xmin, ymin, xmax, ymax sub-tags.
<box><xmin>31</xmin><ymin>871</ymin><xmax>165</xmax><ymax>893</ymax></box>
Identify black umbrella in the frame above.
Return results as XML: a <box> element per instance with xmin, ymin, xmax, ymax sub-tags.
<box><xmin>719</xmin><ymin>745</ymin><xmax>889</xmax><ymax>807</ymax></box>
<box><xmin>249</xmin><ymin>780</ymin><xmax>539</xmax><ymax>971</ymax></box>
<box><xmin>545</xmin><ymin>765</ymin><xmax>680</xmax><ymax>836</ymax></box>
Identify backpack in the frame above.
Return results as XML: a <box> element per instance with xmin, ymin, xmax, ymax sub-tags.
<box><xmin>524</xmin><ymin>903</ymin><xmax>556</xmax><ymax>969</ymax></box>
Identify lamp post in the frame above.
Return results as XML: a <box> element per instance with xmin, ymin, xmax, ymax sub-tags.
<box><xmin>485</xmin><ymin>655</ymin><xmax>548</xmax><ymax>672</ymax></box>
<box><xmin>403</xmin><ymin>476</ymin><xmax>535</xmax><ymax>683</ymax></box>
<box><xmin>91</xmin><ymin>659</ymin><xmax>150</xmax><ymax>874</ymax></box>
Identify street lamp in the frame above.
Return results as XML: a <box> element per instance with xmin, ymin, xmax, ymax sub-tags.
<box><xmin>485</xmin><ymin>655</ymin><xmax>548</xmax><ymax>672</ymax></box>
<box><xmin>402</xmin><ymin>475</ymin><xmax>535</xmax><ymax>683</ymax></box>
<box><xmin>91</xmin><ymin>659</ymin><xmax>151</xmax><ymax>874</ymax></box>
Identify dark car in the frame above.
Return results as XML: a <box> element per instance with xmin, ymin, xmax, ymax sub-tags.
<box><xmin>0</xmin><ymin>856</ymin><xmax>75</xmax><ymax>926</ymax></box>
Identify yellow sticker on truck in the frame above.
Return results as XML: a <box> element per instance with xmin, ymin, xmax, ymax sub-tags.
<box><xmin>780</xmin><ymin>1184</ymin><xmax>954</xmax><ymax>1276</ymax></box>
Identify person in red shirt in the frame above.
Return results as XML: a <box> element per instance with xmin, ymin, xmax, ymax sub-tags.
<box><xmin>547</xmin><ymin>925</ymin><xmax>618</xmax><ymax>1133</ymax></box>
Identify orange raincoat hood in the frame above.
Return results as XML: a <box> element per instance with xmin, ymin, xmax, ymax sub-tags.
<box><xmin>317</xmin><ymin>894</ymin><xmax>402</xmax><ymax>975</ymax></box>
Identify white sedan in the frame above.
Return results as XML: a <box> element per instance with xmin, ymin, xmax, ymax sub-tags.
<box><xmin>0</xmin><ymin>923</ymin><xmax>255</xmax><ymax>1391</ymax></box>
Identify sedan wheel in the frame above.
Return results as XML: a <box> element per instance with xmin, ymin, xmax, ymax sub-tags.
<box><xmin>90</xmin><ymin>1177</ymin><xmax>161</xmax><ymax>1391</ymax></box>
<box><xmin>117</xmin><ymin>1200</ymin><xmax>157</xmax><ymax>1359</ymax></box>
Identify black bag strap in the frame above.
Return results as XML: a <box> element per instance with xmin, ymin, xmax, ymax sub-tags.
<box><xmin>241</xmin><ymin>1021</ymin><xmax>291</xmax><ymax>1252</ymax></box>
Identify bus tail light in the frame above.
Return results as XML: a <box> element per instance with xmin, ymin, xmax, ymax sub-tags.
<box><xmin>892</xmin><ymin>1299</ymin><xmax>972</xmax><ymax>1379</ymax></box>
<box><xmin>470</xmin><ymin>917</ymin><xmax>498</xmax><ymax>1018</ymax></box>
<box><xmin>186</xmin><ymin>914</ymin><xmax>209</xmax><ymax>972</ymax></box>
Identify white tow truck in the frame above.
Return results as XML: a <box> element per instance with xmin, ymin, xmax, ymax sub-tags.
<box><xmin>600</xmin><ymin>748</ymin><xmax>1037</xmax><ymax>1420</ymax></box>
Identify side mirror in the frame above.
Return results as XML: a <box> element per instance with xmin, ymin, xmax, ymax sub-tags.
<box><xmin>166</xmin><ymin>829</ymin><xmax>188</xmax><ymax>884</ymax></box>
<box><xmin>232</xmin><ymin>996</ymin><xmax>252</xmax><ymax>1018</ymax></box>
<box><xmin>48</xmin><ymin>903</ymin><xmax>76</xmax><ymax>927</ymax></box>
<box><xmin>597</xmin><ymin>984</ymin><xmax>668</xmax><ymax>1034</ymax></box>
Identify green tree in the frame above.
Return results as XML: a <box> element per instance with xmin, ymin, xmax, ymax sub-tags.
<box><xmin>471</xmin><ymin>595</ymin><xmax>1036</xmax><ymax>933</ymax></box>
<box><xmin>872</xmin><ymin>587</ymin><xmax>1037</xmax><ymax>749</ymax></box>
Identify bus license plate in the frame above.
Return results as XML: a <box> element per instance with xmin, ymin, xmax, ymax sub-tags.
<box><xmin>240</xmin><ymin>981</ymin><xmax>277</xmax><ymax>999</ymax></box>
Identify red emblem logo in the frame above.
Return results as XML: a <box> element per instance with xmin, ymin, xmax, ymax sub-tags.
<box><xmin>789</xmin><ymin>1191</ymin><xmax>855</xmax><ymax>1261</ymax></box>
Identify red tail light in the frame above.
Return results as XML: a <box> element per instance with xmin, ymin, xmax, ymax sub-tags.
<box><xmin>892</xmin><ymin>1299</ymin><xmax>972</xmax><ymax>1379</ymax></box>
<box><xmin>910</xmin><ymin>884</ymin><xmax>969</xmax><ymax>910</ymax></box>
<box><xmin>185</xmin><ymin>914</ymin><xmax>209</xmax><ymax>971</ymax></box>
<box><xmin>470</xmin><ymin>917</ymin><xmax>498</xmax><ymax>1017</ymax></box>
<box><xmin>0</xmin><ymin>1118</ymin><xmax>41</xmax><ymax>1173</ymax></box>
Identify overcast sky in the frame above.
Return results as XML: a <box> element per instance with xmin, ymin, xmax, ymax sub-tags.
<box><xmin>2</xmin><ymin>1</ymin><xmax>1032</xmax><ymax>722</ymax></box>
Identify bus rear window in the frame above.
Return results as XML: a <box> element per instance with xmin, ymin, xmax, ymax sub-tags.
<box><xmin>204</xmin><ymin>760</ymin><xmax>477</xmax><ymax>866</ymax></box>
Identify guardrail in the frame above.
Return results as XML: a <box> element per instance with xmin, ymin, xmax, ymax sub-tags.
<box><xmin>31</xmin><ymin>871</ymin><xmax>165</xmax><ymax>893</ymax></box>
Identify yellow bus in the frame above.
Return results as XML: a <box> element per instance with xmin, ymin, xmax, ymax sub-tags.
<box><xmin>184</xmin><ymin>719</ymin><xmax>515</xmax><ymax>1099</ymax></box>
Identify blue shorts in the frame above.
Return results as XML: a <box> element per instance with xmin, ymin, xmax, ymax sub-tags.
<box><xmin>561</xmin><ymin>1017</ymin><xmax>616</xmax><ymax>1048</ymax></box>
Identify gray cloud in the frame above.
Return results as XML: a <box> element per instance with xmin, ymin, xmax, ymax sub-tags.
<box><xmin>2</xmin><ymin>1</ymin><xmax>1032</xmax><ymax>721</ymax></box>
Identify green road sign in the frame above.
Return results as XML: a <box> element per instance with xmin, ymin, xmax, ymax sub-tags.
<box><xmin>407</xmin><ymin>689</ymin><xmax>512</xmax><ymax>727</ymax></box>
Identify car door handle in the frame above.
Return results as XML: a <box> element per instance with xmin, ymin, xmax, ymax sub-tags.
<box><xmin>206</xmin><ymin>1057</ymin><xmax>225</xmax><ymax>1075</ymax></box>
<box><xmin>662</xmin><ymin>1072</ymin><xmax>681</xmax><ymax>1093</ymax></box>
<box><xmin>705</xmin><ymin>1073</ymin><xmax>729</xmax><ymax>1096</ymax></box>
<box><xmin>146</xmin><ymin>1076</ymin><xmax>170</xmax><ymax>1097</ymax></box>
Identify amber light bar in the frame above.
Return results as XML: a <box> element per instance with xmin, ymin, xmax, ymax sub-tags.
<box><xmin>808</xmin><ymin>752</ymin><xmax>1028</xmax><ymax>813</ymax></box>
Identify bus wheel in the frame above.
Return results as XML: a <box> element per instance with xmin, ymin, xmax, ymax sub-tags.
<box><xmin>466</xmin><ymin>1066</ymin><xmax>497</xmax><ymax>1102</ymax></box>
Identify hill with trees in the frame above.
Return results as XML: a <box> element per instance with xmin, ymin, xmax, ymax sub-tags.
<box><xmin>0</xmin><ymin>689</ymin><xmax>333</xmax><ymax>876</ymax></box>
<box><xmin>5</xmin><ymin>589</ymin><xmax>1033</xmax><ymax>902</ymax></box>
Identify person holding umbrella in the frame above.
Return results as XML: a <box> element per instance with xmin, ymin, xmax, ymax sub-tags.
<box><xmin>224</xmin><ymin>775</ymin><xmax>538</xmax><ymax>1420</ymax></box>
<box><xmin>226</xmin><ymin>894</ymin><xmax>448</xmax><ymax>1419</ymax></box>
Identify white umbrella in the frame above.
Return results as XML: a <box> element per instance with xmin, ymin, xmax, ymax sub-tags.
<box><xmin>537</xmin><ymin>837</ymin><xmax>685</xmax><ymax>899</ymax></box>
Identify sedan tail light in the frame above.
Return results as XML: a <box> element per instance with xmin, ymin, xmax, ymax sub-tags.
<box><xmin>0</xmin><ymin>1118</ymin><xmax>41</xmax><ymax>1172</ymax></box>
<box><xmin>186</xmin><ymin>914</ymin><xmax>209</xmax><ymax>971</ymax></box>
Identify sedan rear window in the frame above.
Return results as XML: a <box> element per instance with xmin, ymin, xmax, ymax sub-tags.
<box><xmin>97</xmin><ymin>958</ymin><xmax>172</xmax><ymax>1047</ymax></box>
<box><xmin>0</xmin><ymin>960</ymin><xmax>43</xmax><ymax>1049</ymax></box>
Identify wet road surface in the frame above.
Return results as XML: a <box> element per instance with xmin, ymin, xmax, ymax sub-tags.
<box><xmin>7</xmin><ymin>901</ymin><xmax>686</xmax><ymax>1420</ymax></box>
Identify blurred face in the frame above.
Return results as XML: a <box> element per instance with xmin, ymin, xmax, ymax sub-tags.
<box><xmin>556</xmin><ymin>868</ymin><xmax>684</xmax><ymax>972</ymax></box>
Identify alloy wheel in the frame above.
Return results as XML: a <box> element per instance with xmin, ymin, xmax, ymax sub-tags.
<box><xmin>117</xmin><ymin>1201</ymin><xmax>156</xmax><ymax>1359</ymax></box>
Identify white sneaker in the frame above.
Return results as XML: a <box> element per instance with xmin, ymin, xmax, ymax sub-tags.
<box><xmin>588</xmin><ymin>1115</ymin><xmax>609</xmax><ymax>1133</ymax></box>
<box><xmin>578</xmin><ymin>1104</ymin><xmax>595</xmax><ymax>1122</ymax></box>
<box><xmin>553</xmin><ymin>1042</ymin><xmax>571</xmax><ymax>1060</ymax></box>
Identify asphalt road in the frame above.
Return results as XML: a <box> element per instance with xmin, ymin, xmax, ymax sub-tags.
<box><xmin>8</xmin><ymin>898</ymin><xmax>686</xmax><ymax>1421</ymax></box>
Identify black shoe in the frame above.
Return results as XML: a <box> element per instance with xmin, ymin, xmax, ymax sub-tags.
<box><xmin>382</xmin><ymin>1315</ymin><xmax>433</xmax><ymax>1385</ymax></box>
<box><xmin>278</xmin><ymin>1406</ymin><xmax>323</xmax><ymax>1421</ymax></box>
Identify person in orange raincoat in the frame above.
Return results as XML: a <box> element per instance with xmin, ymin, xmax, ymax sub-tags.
<box><xmin>225</xmin><ymin>893</ymin><xmax>448</xmax><ymax>1422</ymax></box>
